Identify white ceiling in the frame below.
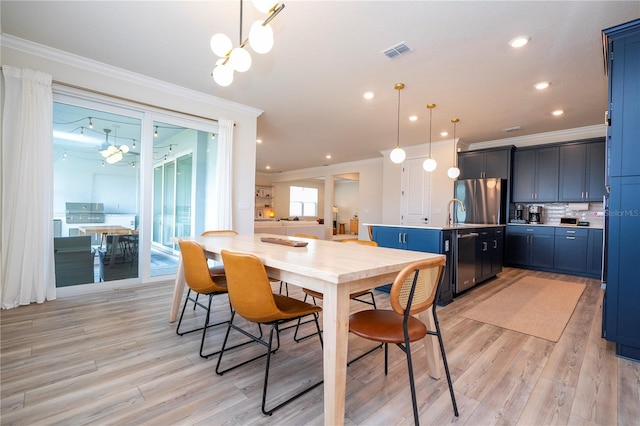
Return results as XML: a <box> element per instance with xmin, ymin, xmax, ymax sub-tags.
<box><xmin>2</xmin><ymin>1</ymin><xmax>639</xmax><ymax>173</ymax></box>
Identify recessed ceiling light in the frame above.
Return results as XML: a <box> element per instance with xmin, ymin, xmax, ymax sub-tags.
<box><xmin>256</xmin><ymin>139</ymin><xmax>262</xmax><ymax>144</ymax></box>
<box><xmin>266</xmin><ymin>165</ymin><xmax>271</xmax><ymax>169</ymax></box>
<box><xmin>535</xmin><ymin>81</ymin><xmax>550</xmax><ymax>90</ymax></box>
<box><xmin>552</xmin><ymin>109</ymin><xmax>564</xmax><ymax>116</ymax></box>
<box><xmin>440</xmin><ymin>131</ymin><xmax>448</xmax><ymax>137</ymax></box>
<box><xmin>363</xmin><ymin>92</ymin><xmax>374</xmax><ymax>100</ymax></box>
<box><xmin>509</xmin><ymin>36</ymin><xmax>530</xmax><ymax>48</ymax></box>
<box><xmin>326</xmin><ymin>154</ymin><xmax>332</xmax><ymax>159</ymax></box>
<box><xmin>409</xmin><ymin>115</ymin><xmax>418</xmax><ymax>122</ymax></box>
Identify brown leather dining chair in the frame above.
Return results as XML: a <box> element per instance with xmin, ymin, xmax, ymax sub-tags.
<box><xmin>175</xmin><ymin>240</ymin><xmax>231</xmax><ymax>359</ymax></box>
<box><xmin>215</xmin><ymin>249</ymin><xmax>323</xmax><ymax>416</ymax></box>
<box><xmin>348</xmin><ymin>256</ymin><xmax>458</xmax><ymax>425</ymax></box>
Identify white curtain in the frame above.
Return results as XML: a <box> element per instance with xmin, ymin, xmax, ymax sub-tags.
<box><xmin>211</xmin><ymin>118</ymin><xmax>234</xmax><ymax>230</ymax></box>
<box><xmin>1</xmin><ymin>66</ymin><xmax>56</xmax><ymax>309</ymax></box>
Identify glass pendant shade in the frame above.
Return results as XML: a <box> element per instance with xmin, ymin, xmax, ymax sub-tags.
<box><xmin>390</xmin><ymin>146</ymin><xmax>406</xmax><ymax>164</ymax></box>
<box><xmin>229</xmin><ymin>47</ymin><xmax>252</xmax><ymax>72</ymax></box>
<box><xmin>447</xmin><ymin>166</ymin><xmax>461</xmax><ymax>179</ymax></box>
<box><xmin>120</xmin><ymin>144</ymin><xmax>129</xmax><ymax>154</ymax></box>
<box><xmin>249</xmin><ymin>21</ymin><xmax>274</xmax><ymax>54</ymax></box>
<box><xmin>210</xmin><ymin>33</ymin><xmax>233</xmax><ymax>57</ymax></box>
<box><xmin>253</xmin><ymin>0</ymin><xmax>278</xmax><ymax>13</ymax></box>
<box><xmin>212</xmin><ymin>60</ymin><xmax>234</xmax><ymax>86</ymax></box>
<box><xmin>423</xmin><ymin>157</ymin><xmax>437</xmax><ymax>172</ymax></box>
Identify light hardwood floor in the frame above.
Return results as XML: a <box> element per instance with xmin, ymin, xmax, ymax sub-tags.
<box><xmin>1</xmin><ymin>267</ymin><xmax>639</xmax><ymax>425</ymax></box>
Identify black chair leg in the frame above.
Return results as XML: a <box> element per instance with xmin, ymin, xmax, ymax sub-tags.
<box><xmin>433</xmin><ymin>326</ymin><xmax>459</xmax><ymax>417</ymax></box>
<box><xmin>403</xmin><ymin>339</ymin><xmax>420</xmax><ymax>426</ymax></box>
<box><xmin>384</xmin><ymin>343</ymin><xmax>389</xmax><ymax>375</ymax></box>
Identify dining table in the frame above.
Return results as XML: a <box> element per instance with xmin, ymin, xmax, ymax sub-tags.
<box><xmin>168</xmin><ymin>233</ymin><xmax>445</xmax><ymax>426</ymax></box>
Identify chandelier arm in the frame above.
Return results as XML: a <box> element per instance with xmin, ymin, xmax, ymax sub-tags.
<box><xmin>262</xmin><ymin>3</ymin><xmax>285</xmax><ymax>27</ymax></box>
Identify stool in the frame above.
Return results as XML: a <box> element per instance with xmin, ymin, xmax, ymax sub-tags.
<box><xmin>339</xmin><ymin>223</ymin><xmax>346</xmax><ymax>234</ymax></box>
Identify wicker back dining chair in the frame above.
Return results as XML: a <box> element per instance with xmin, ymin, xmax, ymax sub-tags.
<box><xmin>348</xmin><ymin>256</ymin><xmax>458</xmax><ymax>425</ymax></box>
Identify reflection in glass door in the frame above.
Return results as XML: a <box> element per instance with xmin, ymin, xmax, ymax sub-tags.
<box><xmin>52</xmin><ymin>101</ymin><xmax>141</xmax><ymax>285</ymax></box>
<box><xmin>151</xmin><ymin>119</ymin><xmax>215</xmax><ymax>275</ymax></box>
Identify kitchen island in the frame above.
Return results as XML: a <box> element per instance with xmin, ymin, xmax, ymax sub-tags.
<box><xmin>365</xmin><ymin>223</ymin><xmax>506</xmax><ymax>304</ymax></box>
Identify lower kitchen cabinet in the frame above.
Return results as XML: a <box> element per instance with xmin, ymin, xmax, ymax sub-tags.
<box><xmin>554</xmin><ymin>227</ymin><xmax>588</xmax><ymax>273</ymax></box>
<box><xmin>477</xmin><ymin>228</ymin><xmax>503</xmax><ymax>282</ymax></box>
<box><xmin>506</xmin><ymin>225</ymin><xmax>555</xmax><ymax>269</ymax></box>
<box><xmin>372</xmin><ymin>226</ymin><xmax>452</xmax><ymax>305</ymax></box>
<box><xmin>507</xmin><ymin>225</ymin><xmax>603</xmax><ymax>278</ymax></box>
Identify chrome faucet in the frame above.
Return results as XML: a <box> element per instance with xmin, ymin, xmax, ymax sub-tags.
<box><xmin>447</xmin><ymin>198</ymin><xmax>466</xmax><ymax>226</ymax></box>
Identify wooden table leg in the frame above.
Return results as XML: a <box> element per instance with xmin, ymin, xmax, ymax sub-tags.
<box><xmin>418</xmin><ymin>309</ymin><xmax>442</xmax><ymax>379</ymax></box>
<box><xmin>169</xmin><ymin>255</ymin><xmax>185</xmax><ymax>323</ymax></box>
<box><xmin>321</xmin><ymin>284</ymin><xmax>350</xmax><ymax>426</ymax></box>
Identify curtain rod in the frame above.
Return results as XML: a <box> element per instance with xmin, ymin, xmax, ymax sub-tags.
<box><xmin>1</xmin><ymin>66</ymin><xmax>219</xmax><ymax>124</ymax></box>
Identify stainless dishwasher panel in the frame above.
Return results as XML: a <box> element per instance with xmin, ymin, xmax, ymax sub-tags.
<box><xmin>455</xmin><ymin>231</ymin><xmax>478</xmax><ymax>293</ymax></box>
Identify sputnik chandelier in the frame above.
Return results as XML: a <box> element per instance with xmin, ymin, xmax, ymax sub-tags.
<box><xmin>100</xmin><ymin>128</ymin><xmax>129</xmax><ymax>164</ymax></box>
<box><xmin>210</xmin><ymin>0</ymin><xmax>285</xmax><ymax>87</ymax></box>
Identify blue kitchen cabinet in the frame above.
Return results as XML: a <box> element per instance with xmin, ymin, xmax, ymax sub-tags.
<box><xmin>603</xmin><ymin>19</ymin><xmax>640</xmax><ymax>361</ymax></box>
<box><xmin>559</xmin><ymin>140</ymin><xmax>607</xmax><ymax>202</ymax></box>
<box><xmin>477</xmin><ymin>227</ymin><xmax>504</xmax><ymax>282</ymax></box>
<box><xmin>458</xmin><ymin>146</ymin><xmax>513</xmax><ymax>180</ymax></box>
<box><xmin>587</xmin><ymin>229</ymin><xmax>604</xmax><ymax>278</ymax></box>
<box><xmin>506</xmin><ymin>225</ymin><xmax>555</xmax><ymax>269</ymax></box>
<box><xmin>512</xmin><ymin>146</ymin><xmax>559</xmax><ymax>202</ymax></box>
<box><xmin>372</xmin><ymin>226</ymin><xmax>453</xmax><ymax>305</ymax></box>
<box><xmin>554</xmin><ymin>227</ymin><xmax>589</xmax><ymax>273</ymax></box>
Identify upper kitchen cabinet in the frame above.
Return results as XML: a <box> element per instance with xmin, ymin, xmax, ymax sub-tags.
<box><xmin>559</xmin><ymin>139</ymin><xmax>607</xmax><ymax>202</ymax></box>
<box><xmin>512</xmin><ymin>146</ymin><xmax>559</xmax><ymax>202</ymax></box>
<box><xmin>607</xmin><ymin>22</ymin><xmax>640</xmax><ymax>178</ymax></box>
<box><xmin>457</xmin><ymin>146</ymin><xmax>514</xmax><ymax>180</ymax></box>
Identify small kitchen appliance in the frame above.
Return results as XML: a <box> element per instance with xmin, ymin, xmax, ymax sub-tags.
<box><xmin>515</xmin><ymin>204</ymin><xmax>525</xmax><ymax>221</ymax></box>
<box><xmin>528</xmin><ymin>205</ymin><xmax>542</xmax><ymax>224</ymax></box>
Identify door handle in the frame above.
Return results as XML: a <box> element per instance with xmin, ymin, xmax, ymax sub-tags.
<box><xmin>403</xmin><ymin>233</ymin><xmax>407</xmax><ymax>244</ymax></box>
<box><xmin>483</xmin><ymin>241</ymin><xmax>488</xmax><ymax>251</ymax></box>
<box><xmin>398</xmin><ymin>233</ymin><xmax>402</xmax><ymax>244</ymax></box>
<box><xmin>493</xmin><ymin>240</ymin><xmax>498</xmax><ymax>249</ymax></box>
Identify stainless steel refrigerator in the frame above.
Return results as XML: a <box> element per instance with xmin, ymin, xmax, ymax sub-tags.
<box><xmin>453</xmin><ymin>178</ymin><xmax>507</xmax><ymax>225</ymax></box>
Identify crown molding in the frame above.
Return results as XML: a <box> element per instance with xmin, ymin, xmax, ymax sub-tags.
<box><xmin>464</xmin><ymin>124</ymin><xmax>606</xmax><ymax>150</ymax></box>
<box><xmin>1</xmin><ymin>34</ymin><xmax>263</xmax><ymax>117</ymax></box>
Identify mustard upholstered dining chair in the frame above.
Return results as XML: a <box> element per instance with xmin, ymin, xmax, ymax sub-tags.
<box><xmin>215</xmin><ymin>249</ymin><xmax>324</xmax><ymax>416</ymax></box>
<box><xmin>293</xmin><ymin>238</ymin><xmax>380</xmax><ymax>342</ymax></box>
<box><xmin>277</xmin><ymin>233</ymin><xmax>319</xmax><ymax>296</ymax></box>
<box><xmin>188</xmin><ymin>230</ymin><xmax>238</xmax><ymax>306</ymax></box>
<box><xmin>176</xmin><ymin>240</ymin><xmax>231</xmax><ymax>359</ymax></box>
<box><xmin>348</xmin><ymin>257</ymin><xmax>458</xmax><ymax>425</ymax></box>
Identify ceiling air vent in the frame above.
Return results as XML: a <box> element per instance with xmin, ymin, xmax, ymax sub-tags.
<box><xmin>381</xmin><ymin>42</ymin><xmax>413</xmax><ymax>59</ymax></box>
<box><xmin>503</xmin><ymin>126</ymin><xmax>522</xmax><ymax>133</ymax></box>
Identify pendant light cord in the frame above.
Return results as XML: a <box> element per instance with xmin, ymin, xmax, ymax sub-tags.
<box><xmin>396</xmin><ymin>88</ymin><xmax>401</xmax><ymax>148</ymax></box>
<box><xmin>428</xmin><ymin>107</ymin><xmax>433</xmax><ymax>157</ymax></box>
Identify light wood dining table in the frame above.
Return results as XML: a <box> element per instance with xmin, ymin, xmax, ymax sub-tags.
<box><xmin>169</xmin><ymin>233</ymin><xmax>444</xmax><ymax>425</ymax></box>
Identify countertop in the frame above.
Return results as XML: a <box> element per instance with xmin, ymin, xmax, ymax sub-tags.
<box><xmin>363</xmin><ymin>223</ymin><xmax>506</xmax><ymax>231</ymax></box>
<box><xmin>507</xmin><ymin>222</ymin><xmax>603</xmax><ymax>229</ymax></box>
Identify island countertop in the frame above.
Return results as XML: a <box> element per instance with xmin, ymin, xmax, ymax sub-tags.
<box><xmin>363</xmin><ymin>222</ymin><xmax>506</xmax><ymax>231</ymax></box>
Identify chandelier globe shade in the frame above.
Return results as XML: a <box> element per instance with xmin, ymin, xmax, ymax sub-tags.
<box><xmin>210</xmin><ymin>33</ymin><xmax>233</xmax><ymax>57</ymax></box>
<box><xmin>253</xmin><ymin>0</ymin><xmax>278</xmax><ymax>13</ymax></box>
<box><xmin>249</xmin><ymin>21</ymin><xmax>274</xmax><ymax>54</ymax></box>
<box><xmin>389</xmin><ymin>83</ymin><xmax>406</xmax><ymax>164</ymax></box>
<box><xmin>213</xmin><ymin>59</ymin><xmax>234</xmax><ymax>86</ymax></box>
<box><xmin>229</xmin><ymin>47</ymin><xmax>252</xmax><ymax>72</ymax></box>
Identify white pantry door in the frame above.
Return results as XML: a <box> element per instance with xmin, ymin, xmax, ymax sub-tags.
<box><xmin>401</xmin><ymin>158</ymin><xmax>431</xmax><ymax>225</ymax></box>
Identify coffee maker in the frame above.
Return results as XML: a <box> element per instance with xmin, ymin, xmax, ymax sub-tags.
<box><xmin>515</xmin><ymin>204</ymin><xmax>525</xmax><ymax>221</ymax></box>
<box><xmin>528</xmin><ymin>205</ymin><xmax>543</xmax><ymax>224</ymax></box>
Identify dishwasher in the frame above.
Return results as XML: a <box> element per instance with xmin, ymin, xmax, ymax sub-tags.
<box><xmin>455</xmin><ymin>230</ymin><xmax>478</xmax><ymax>293</ymax></box>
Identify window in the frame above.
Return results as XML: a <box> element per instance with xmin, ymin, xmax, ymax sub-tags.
<box><xmin>289</xmin><ymin>186</ymin><xmax>318</xmax><ymax>217</ymax></box>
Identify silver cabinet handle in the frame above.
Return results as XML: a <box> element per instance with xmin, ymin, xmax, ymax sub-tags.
<box><xmin>566</xmin><ymin>236</ymin><xmax>575</xmax><ymax>240</ymax></box>
<box><xmin>567</xmin><ymin>230</ymin><xmax>576</xmax><ymax>234</ymax></box>
<box><xmin>586</xmin><ymin>191</ymin><xmax>589</xmax><ymax>199</ymax></box>
<box><xmin>494</xmin><ymin>240</ymin><xmax>498</xmax><ymax>249</ymax></box>
<box><xmin>483</xmin><ymin>241</ymin><xmax>488</xmax><ymax>251</ymax></box>
<box><xmin>398</xmin><ymin>233</ymin><xmax>402</xmax><ymax>244</ymax></box>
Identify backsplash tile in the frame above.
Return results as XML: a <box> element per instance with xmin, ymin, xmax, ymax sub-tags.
<box><xmin>513</xmin><ymin>202</ymin><xmax>604</xmax><ymax>227</ymax></box>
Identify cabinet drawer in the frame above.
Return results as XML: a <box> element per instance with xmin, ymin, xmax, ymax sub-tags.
<box><xmin>555</xmin><ymin>227</ymin><xmax>589</xmax><ymax>238</ymax></box>
<box><xmin>506</xmin><ymin>225</ymin><xmax>555</xmax><ymax>236</ymax></box>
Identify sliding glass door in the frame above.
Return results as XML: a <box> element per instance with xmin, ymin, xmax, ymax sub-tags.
<box><xmin>52</xmin><ymin>93</ymin><xmax>220</xmax><ymax>286</ymax></box>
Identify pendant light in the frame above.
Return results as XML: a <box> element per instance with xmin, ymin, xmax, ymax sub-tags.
<box><xmin>422</xmin><ymin>103</ymin><xmax>437</xmax><ymax>172</ymax></box>
<box><xmin>447</xmin><ymin>118</ymin><xmax>461</xmax><ymax>179</ymax></box>
<box><xmin>389</xmin><ymin>83</ymin><xmax>406</xmax><ymax>164</ymax></box>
